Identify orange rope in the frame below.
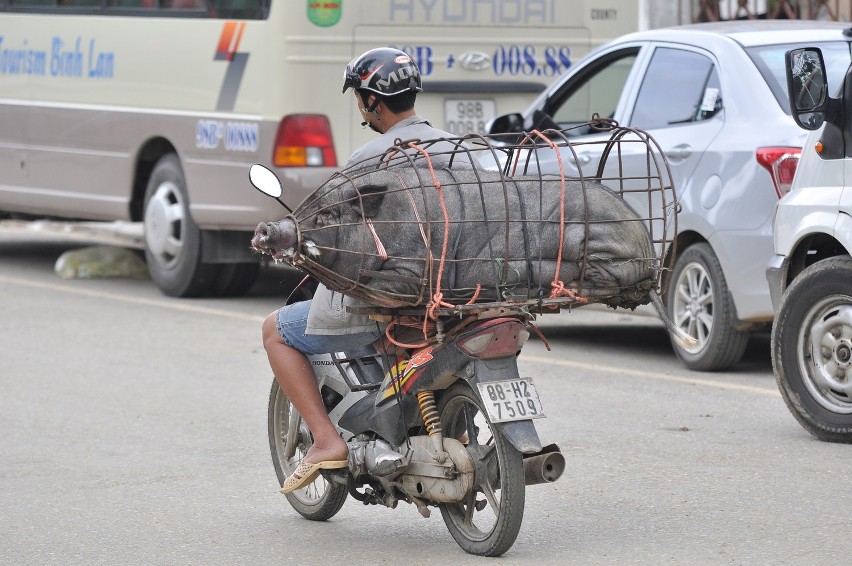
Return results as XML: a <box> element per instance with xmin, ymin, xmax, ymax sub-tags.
<box><xmin>406</xmin><ymin>142</ymin><xmax>454</xmax><ymax>320</ymax></box>
<box><xmin>527</xmin><ymin>321</ymin><xmax>551</xmax><ymax>351</ymax></box>
<box><xmin>366</xmin><ymin>219</ymin><xmax>388</xmax><ymax>260</ymax></box>
<box><xmin>466</xmin><ymin>284</ymin><xmax>481</xmax><ymax>304</ymax></box>
<box><xmin>525</xmin><ymin>129</ymin><xmax>587</xmax><ymax>304</ymax></box>
<box><xmin>384</xmin><ymin>316</ymin><xmax>436</xmax><ymax>349</ymax></box>
<box><xmin>404</xmin><ymin>183</ymin><xmax>434</xmax><ymax>308</ymax></box>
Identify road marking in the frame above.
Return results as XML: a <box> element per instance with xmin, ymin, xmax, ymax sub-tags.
<box><xmin>520</xmin><ymin>353</ymin><xmax>779</xmax><ymax>396</ymax></box>
<box><xmin>0</xmin><ymin>274</ymin><xmax>265</xmax><ymax>323</ymax></box>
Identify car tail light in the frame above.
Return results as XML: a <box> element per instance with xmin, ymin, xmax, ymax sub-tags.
<box><xmin>273</xmin><ymin>114</ymin><xmax>337</xmax><ymax>167</ymax></box>
<box><xmin>755</xmin><ymin>147</ymin><xmax>801</xmax><ymax>198</ymax></box>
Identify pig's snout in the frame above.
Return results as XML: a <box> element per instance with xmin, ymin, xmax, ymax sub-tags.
<box><xmin>252</xmin><ymin>219</ymin><xmax>297</xmax><ymax>255</ymax></box>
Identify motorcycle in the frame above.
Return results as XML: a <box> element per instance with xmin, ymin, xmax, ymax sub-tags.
<box><xmin>250</xmin><ymin>164</ymin><xmax>565</xmax><ymax>557</ymax></box>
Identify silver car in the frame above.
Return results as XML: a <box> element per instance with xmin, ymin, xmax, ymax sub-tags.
<box><xmin>487</xmin><ymin>20</ymin><xmax>852</xmax><ymax>371</ymax></box>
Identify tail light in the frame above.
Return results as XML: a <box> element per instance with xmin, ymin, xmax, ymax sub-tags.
<box><xmin>457</xmin><ymin>319</ymin><xmax>530</xmax><ymax>359</ymax></box>
<box><xmin>273</xmin><ymin>114</ymin><xmax>337</xmax><ymax>167</ymax></box>
<box><xmin>756</xmin><ymin>147</ymin><xmax>801</xmax><ymax>198</ymax></box>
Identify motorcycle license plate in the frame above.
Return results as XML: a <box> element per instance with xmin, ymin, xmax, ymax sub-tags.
<box><xmin>477</xmin><ymin>378</ymin><xmax>545</xmax><ymax>423</ymax></box>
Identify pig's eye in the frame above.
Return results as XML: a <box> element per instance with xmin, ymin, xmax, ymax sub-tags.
<box><xmin>314</xmin><ymin>207</ymin><xmax>338</xmax><ymax>227</ymax></box>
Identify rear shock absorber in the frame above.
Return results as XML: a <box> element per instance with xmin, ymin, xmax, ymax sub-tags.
<box><xmin>416</xmin><ymin>390</ymin><xmax>447</xmax><ymax>463</ymax></box>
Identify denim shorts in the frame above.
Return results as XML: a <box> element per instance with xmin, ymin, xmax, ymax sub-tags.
<box><xmin>275</xmin><ymin>300</ymin><xmax>383</xmax><ymax>355</ymax></box>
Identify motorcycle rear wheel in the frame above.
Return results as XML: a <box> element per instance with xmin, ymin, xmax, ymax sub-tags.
<box><xmin>437</xmin><ymin>382</ymin><xmax>525</xmax><ymax>557</ymax></box>
<box><xmin>267</xmin><ymin>380</ymin><xmax>348</xmax><ymax>520</ymax></box>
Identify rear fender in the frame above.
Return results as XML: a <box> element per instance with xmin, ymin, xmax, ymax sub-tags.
<box><xmin>469</xmin><ymin>357</ymin><xmax>543</xmax><ymax>455</ymax></box>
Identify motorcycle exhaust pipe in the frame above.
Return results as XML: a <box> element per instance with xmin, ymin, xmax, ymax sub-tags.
<box><xmin>523</xmin><ymin>443</ymin><xmax>565</xmax><ymax>486</ymax></box>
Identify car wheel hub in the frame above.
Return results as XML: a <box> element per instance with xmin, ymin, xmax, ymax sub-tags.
<box><xmin>688</xmin><ymin>294</ymin><xmax>702</xmax><ymax>317</ymax></box>
<box><xmin>801</xmin><ymin>299</ymin><xmax>852</xmax><ymax>413</ymax></box>
<box><xmin>836</xmin><ymin>343</ymin><xmax>851</xmax><ymax>364</ymax></box>
<box><xmin>144</xmin><ymin>181</ymin><xmax>185</xmax><ymax>269</ymax></box>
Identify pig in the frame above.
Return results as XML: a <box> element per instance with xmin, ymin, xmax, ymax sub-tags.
<box><xmin>252</xmin><ymin>163</ymin><xmax>658</xmax><ymax>310</ymax></box>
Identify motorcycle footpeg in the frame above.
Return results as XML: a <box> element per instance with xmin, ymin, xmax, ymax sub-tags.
<box><xmin>320</xmin><ymin>468</ymin><xmax>349</xmax><ymax>485</ymax></box>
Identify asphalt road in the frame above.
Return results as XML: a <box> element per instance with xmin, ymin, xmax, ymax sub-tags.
<box><xmin>2</xmin><ymin>233</ymin><xmax>850</xmax><ymax>565</ymax></box>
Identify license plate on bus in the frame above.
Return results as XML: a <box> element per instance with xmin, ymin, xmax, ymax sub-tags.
<box><xmin>444</xmin><ymin>98</ymin><xmax>496</xmax><ymax>136</ymax></box>
<box><xmin>477</xmin><ymin>378</ymin><xmax>545</xmax><ymax>423</ymax></box>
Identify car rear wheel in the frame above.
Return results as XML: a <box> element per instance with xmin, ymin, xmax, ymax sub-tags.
<box><xmin>666</xmin><ymin>242</ymin><xmax>748</xmax><ymax>371</ymax></box>
<box><xmin>772</xmin><ymin>256</ymin><xmax>852</xmax><ymax>442</ymax></box>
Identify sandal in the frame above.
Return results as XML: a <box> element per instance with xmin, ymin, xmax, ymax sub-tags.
<box><xmin>280</xmin><ymin>459</ymin><xmax>348</xmax><ymax>494</ymax></box>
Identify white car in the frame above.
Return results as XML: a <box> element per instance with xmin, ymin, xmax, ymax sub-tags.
<box><xmin>488</xmin><ymin>21</ymin><xmax>852</xmax><ymax>371</ymax></box>
<box><xmin>768</xmin><ymin>45</ymin><xmax>852</xmax><ymax>442</ymax></box>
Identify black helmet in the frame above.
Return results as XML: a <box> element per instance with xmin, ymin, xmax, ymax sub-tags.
<box><xmin>342</xmin><ymin>47</ymin><xmax>423</xmax><ymax>96</ymax></box>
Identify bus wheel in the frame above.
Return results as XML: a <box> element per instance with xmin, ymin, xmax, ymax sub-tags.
<box><xmin>143</xmin><ymin>154</ymin><xmax>219</xmax><ymax>297</ymax></box>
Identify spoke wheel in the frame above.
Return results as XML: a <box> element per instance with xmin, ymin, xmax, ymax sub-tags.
<box><xmin>437</xmin><ymin>383</ymin><xmax>525</xmax><ymax>557</ymax></box>
<box><xmin>267</xmin><ymin>380</ymin><xmax>347</xmax><ymax>520</ymax></box>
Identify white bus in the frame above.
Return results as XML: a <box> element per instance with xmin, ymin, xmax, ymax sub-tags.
<box><xmin>0</xmin><ymin>0</ymin><xmax>639</xmax><ymax>297</ymax></box>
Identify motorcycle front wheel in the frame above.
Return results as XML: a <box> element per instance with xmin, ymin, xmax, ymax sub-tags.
<box><xmin>267</xmin><ymin>380</ymin><xmax>348</xmax><ymax>520</ymax></box>
<box><xmin>437</xmin><ymin>382</ymin><xmax>525</xmax><ymax>557</ymax></box>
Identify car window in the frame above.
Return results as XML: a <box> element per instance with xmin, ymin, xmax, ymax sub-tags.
<box><xmin>630</xmin><ymin>47</ymin><xmax>721</xmax><ymax>130</ymax></box>
<box><xmin>545</xmin><ymin>48</ymin><xmax>640</xmax><ymax>131</ymax></box>
<box><xmin>746</xmin><ymin>41</ymin><xmax>852</xmax><ymax>114</ymax></box>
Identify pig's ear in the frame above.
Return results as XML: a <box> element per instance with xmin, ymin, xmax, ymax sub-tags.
<box><xmin>354</xmin><ymin>184</ymin><xmax>387</xmax><ymax>219</ymax></box>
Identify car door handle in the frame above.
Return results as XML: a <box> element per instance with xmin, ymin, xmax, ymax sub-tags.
<box><xmin>665</xmin><ymin>145</ymin><xmax>692</xmax><ymax>161</ymax></box>
<box><xmin>569</xmin><ymin>154</ymin><xmax>592</xmax><ymax>165</ymax></box>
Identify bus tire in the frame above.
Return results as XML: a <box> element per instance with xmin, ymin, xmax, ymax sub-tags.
<box><xmin>215</xmin><ymin>261</ymin><xmax>260</xmax><ymax>297</ymax></box>
<box><xmin>143</xmin><ymin>154</ymin><xmax>219</xmax><ymax>297</ymax></box>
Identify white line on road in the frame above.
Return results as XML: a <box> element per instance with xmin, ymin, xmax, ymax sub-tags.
<box><xmin>0</xmin><ymin>274</ymin><xmax>265</xmax><ymax>323</ymax></box>
<box><xmin>520</xmin><ymin>354</ymin><xmax>779</xmax><ymax>396</ymax></box>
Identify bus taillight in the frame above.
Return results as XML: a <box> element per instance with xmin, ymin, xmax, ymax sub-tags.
<box><xmin>273</xmin><ymin>114</ymin><xmax>337</xmax><ymax>168</ymax></box>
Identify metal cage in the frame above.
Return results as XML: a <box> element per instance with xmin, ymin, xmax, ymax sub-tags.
<box><xmin>275</xmin><ymin>118</ymin><xmax>678</xmax><ymax>320</ymax></box>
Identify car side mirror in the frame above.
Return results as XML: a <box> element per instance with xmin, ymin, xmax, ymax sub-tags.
<box><xmin>486</xmin><ymin>113</ymin><xmax>524</xmax><ymax>135</ymax></box>
<box><xmin>786</xmin><ymin>47</ymin><xmax>828</xmax><ymax>130</ymax></box>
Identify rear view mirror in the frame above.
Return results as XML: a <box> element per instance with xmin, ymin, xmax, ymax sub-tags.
<box><xmin>786</xmin><ymin>48</ymin><xmax>828</xmax><ymax>130</ymax></box>
<box><xmin>249</xmin><ymin>164</ymin><xmax>283</xmax><ymax>198</ymax></box>
<box><xmin>486</xmin><ymin>113</ymin><xmax>524</xmax><ymax>135</ymax></box>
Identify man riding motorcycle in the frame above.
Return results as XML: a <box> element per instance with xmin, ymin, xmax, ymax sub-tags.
<box><xmin>261</xmin><ymin>47</ymin><xmax>464</xmax><ymax>493</ymax></box>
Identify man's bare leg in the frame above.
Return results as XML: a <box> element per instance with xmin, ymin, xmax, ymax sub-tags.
<box><xmin>262</xmin><ymin>313</ymin><xmax>348</xmax><ymax>464</ymax></box>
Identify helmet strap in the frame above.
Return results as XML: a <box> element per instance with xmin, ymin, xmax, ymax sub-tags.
<box><xmin>365</xmin><ymin>94</ymin><xmax>380</xmax><ymax>115</ymax></box>
<box><xmin>358</xmin><ymin>91</ymin><xmax>382</xmax><ymax>132</ymax></box>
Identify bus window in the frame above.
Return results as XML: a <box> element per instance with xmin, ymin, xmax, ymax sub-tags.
<box><xmin>210</xmin><ymin>0</ymin><xmax>266</xmax><ymax>19</ymax></box>
<box><xmin>10</xmin><ymin>0</ymin><xmax>102</xmax><ymax>6</ymax></box>
<box><xmin>169</xmin><ymin>1</ymin><xmax>202</xmax><ymax>7</ymax></box>
<box><xmin>7</xmin><ymin>0</ymin><xmax>60</xmax><ymax>5</ymax></box>
<box><xmin>106</xmin><ymin>0</ymin><xmax>157</xmax><ymax>7</ymax></box>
